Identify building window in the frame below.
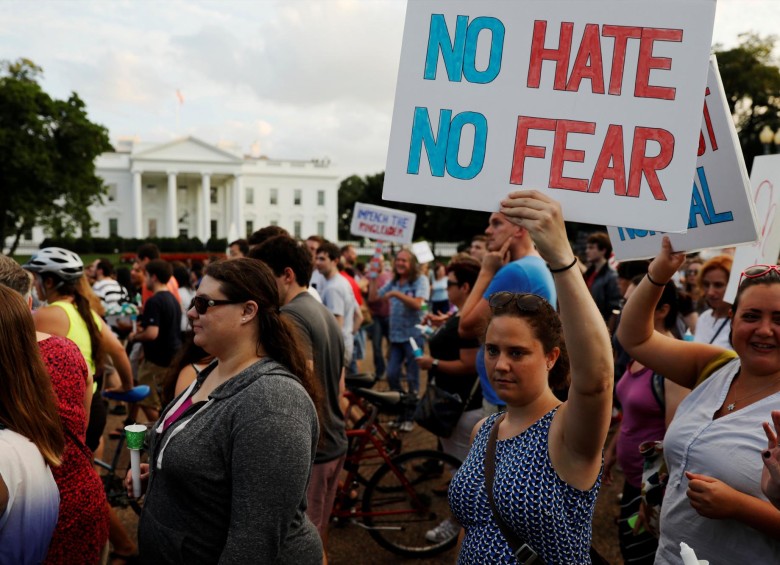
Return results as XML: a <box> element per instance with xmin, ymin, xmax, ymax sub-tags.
<box><xmin>317</xmin><ymin>221</ymin><xmax>325</xmax><ymax>237</ymax></box>
<box><xmin>317</xmin><ymin>190</ymin><xmax>325</xmax><ymax>206</ymax></box>
<box><xmin>109</xmin><ymin>218</ymin><xmax>119</xmax><ymax>238</ymax></box>
<box><xmin>107</xmin><ymin>183</ymin><xmax>118</xmax><ymax>202</ymax></box>
<box><xmin>246</xmin><ymin>220</ymin><xmax>254</xmax><ymax>237</ymax></box>
<box><xmin>148</xmin><ymin>219</ymin><xmax>158</xmax><ymax>238</ymax></box>
<box><xmin>270</xmin><ymin>188</ymin><xmax>278</xmax><ymax>205</ymax></box>
<box><xmin>210</xmin><ymin>187</ymin><xmax>218</xmax><ymax>204</ymax></box>
<box><xmin>210</xmin><ymin>220</ymin><xmax>218</xmax><ymax>240</ymax></box>
<box><xmin>270</xmin><ymin>220</ymin><xmax>278</xmax><ymax>226</ymax></box>
<box><xmin>246</xmin><ymin>187</ymin><xmax>254</xmax><ymax>205</ymax></box>
<box><xmin>294</xmin><ymin>189</ymin><xmax>302</xmax><ymax>206</ymax></box>
<box><xmin>293</xmin><ymin>221</ymin><xmax>302</xmax><ymax>238</ymax></box>
<box><xmin>179</xmin><ymin>228</ymin><xmax>189</xmax><ymax>238</ymax></box>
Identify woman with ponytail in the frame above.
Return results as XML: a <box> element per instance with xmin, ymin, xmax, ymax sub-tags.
<box><xmin>130</xmin><ymin>257</ymin><xmax>323</xmax><ymax>564</ymax></box>
<box><xmin>0</xmin><ymin>285</ymin><xmax>64</xmax><ymax>564</ymax></box>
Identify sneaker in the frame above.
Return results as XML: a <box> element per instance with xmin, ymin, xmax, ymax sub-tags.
<box><xmin>425</xmin><ymin>518</ymin><xmax>459</xmax><ymax>543</ymax></box>
<box><xmin>399</xmin><ymin>421</ymin><xmax>415</xmax><ymax>432</ymax></box>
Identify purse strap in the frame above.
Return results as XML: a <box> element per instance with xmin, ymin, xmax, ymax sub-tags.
<box><xmin>484</xmin><ymin>415</ymin><xmax>541</xmax><ymax>564</ymax></box>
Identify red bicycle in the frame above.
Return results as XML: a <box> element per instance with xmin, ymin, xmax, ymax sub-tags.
<box><xmin>331</xmin><ymin>374</ymin><xmax>462</xmax><ymax>558</ymax></box>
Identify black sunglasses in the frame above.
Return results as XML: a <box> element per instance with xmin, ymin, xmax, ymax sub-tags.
<box><xmin>488</xmin><ymin>292</ymin><xmax>547</xmax><ymax>313</ymax></box>
<box><xmin>447</xmin><ymin>280</ymin><xmax>460</xmax><ymax>288</ymax></box>
<box><xmin>189</xmin><ymin>296</ymin><xmax>242</xmax><ymax>315</ymax></box>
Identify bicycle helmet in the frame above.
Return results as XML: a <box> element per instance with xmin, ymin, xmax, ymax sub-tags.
<box><xmin>23</xmin><ymin>247</ymin><xmax>84</xmax><ymax>281</ymax></box>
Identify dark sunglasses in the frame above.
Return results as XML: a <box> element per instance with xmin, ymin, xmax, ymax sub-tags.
<box><xmin>447</xmin><ymin>280</ymin><xmax>460</xmax><ymax>288</ymax></box>
<box><xmin>189</xmin><ymin>296</ymin><xmax>242</xmax><ymax>315</ymax></box>
<box><xmin>488</xmin><ymin>292</ymin><xmax>547</xmax><ymax>313</ymax></box>
<box><xmin>738</xmin><ymin>264</ymin><xmax>780</xmax><ymax>287</ymax></box>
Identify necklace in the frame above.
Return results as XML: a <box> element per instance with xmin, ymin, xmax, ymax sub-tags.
<box><xmin>726</xmin><ymin>374</ymin><xmax>780</xmax><ymax>412</ymax></box>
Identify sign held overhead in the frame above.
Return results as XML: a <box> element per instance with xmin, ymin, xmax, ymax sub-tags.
<box><xmin>350</xmin><ymin>202</ymin><xmax>417</xmax><ymax>245</ymax></box>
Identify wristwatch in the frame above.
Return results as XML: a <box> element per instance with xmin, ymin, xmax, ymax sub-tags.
<box><xmin>432</xmin><ymin>359</ymin><xmax>439</xmax><ymax>368</ymax></box>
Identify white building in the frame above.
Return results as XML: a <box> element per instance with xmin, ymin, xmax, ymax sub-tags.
<box><xmin>22</xmin><ymin>136</ymin><xmax>341</xmax><ymax>249</ymax></box>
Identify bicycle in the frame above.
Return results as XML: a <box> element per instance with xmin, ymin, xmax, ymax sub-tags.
<box><xmin>331</xmin><ymin>374</ymin><xmax>462</xmax><ymax>557</ymax></box>
<box><xmin>94</xmin><ymin>385</ymin><xmax>150</xmax><ymax>514</ymax></box>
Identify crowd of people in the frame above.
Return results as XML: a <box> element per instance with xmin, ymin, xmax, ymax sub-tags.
<box><xmin>1</xmin><ymin>190</ymin><xmax>780</xmax><ymax>564</ymax></box>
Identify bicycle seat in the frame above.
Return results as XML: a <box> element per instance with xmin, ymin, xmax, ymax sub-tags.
<box><xmin>352</xmin><ymin>388</ymin><xmax>406</xmax><ymax>409</ymax></box>
<box><xmin>103</xmin><ymin>385</ymin><xmax>151</xmax><ymax>403</ymax></box>
<box><xmin>345</xmin><ymin>372</ymin><xmax>376</xmax><ymax>390</ymax></box>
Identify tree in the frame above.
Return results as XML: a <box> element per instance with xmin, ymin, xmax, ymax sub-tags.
<box><xmin>714</xmin><ymin>34</ymin><xmax>780</xmax><ymax>170</ymax></box>
<box><xmin>338</xmin><ymin>172</ymin><xmax>490</xmax><ymax>247</ymax></box>
<box><xmin>0</xmin><ymin>58</ymin><xmax>111</xmax><ymax>254</ymax></box>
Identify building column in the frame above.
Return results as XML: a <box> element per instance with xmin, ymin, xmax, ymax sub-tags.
<box><xmin>232</xmin><ymin>174</ymin><xmax>244</xmax><ymax>241</ymax></box>
<box><xmin>200</xmin><ymin>173</ymin><xmax>211</xmax><ymax>242</ymax></box>
<box><xmin>132</xmin><ymin>170</ymin><xmax>143</xmax><ymax>238</ymax></box>
<box><xmin>167</xmin><ymin>171</ymin><xmax>178</xmax><ymax>237</ymax></box>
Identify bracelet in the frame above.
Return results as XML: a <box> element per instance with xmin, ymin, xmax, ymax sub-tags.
<box><xmin>646</xmin><ymin>272</ymin><xmax>667</xmax><ymax>287</ymax></box>
<box><xmin>548</xmin><ymin>257</ymin><xmax>578</xmax><ymax>273</ymax></box>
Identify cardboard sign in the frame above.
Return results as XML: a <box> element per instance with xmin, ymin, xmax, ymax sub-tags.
<box><xmin>725</xmin><ymin>155</ymin><xmax>780</xmax><ymax>303</ymax></box>
<box><xmin>608</xmin><ymin>56</ymin><xmax>758</xmax><ymax>260</ymax></box>
<box><xmin>412</xmin><ymin>241</ymin><xmax>435</xmax><ymax>264</ymax></box>
<box><xmin>350</xmin><ymin>202</ymin><xmax>416</xmax><ymax>244</ymax></box>
<box><xmin>384</xmin><ymin>0</ymin><xmax>716</xmax><ymax>232</ymax></box>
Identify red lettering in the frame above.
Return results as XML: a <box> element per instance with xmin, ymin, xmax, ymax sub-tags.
<box><xmin>566</xmin><ymin>24</ymin><xmax>605</xmax><ymax>94</ymax></box>
<box><xmin>510</xmin><ymin>117</ymin><xmax>556</xmax><ymax>185</ymax></box>
<box><xmin>549</xmin><ymin>119</ymin><xmax>596</xmax><ymax>191</ymax></box>
<box><xmin>627</xmin><ymin>127</ymin><xmax>674</xmax><ymax>200</ymax></box>
<box><xmin>698</xmin><ymin>86</ymin><xmax>717</xmax><ymax>156</ymax></box>
<box><xmin>527</xmin><ymin>20</ymin><xmax>573</xmax><ymax>91</ymax></box>
<box><xmin>635</xmin><ymin>28</ymin><xmax>683</xmax><ymax>100</ymax></box>
<box><xmin>602</xmin><ymin>25</ymin><xmax>642</xmax><ymax>95</ymax></box>
<box><xmin>590</xmin><ymin>124</ymin><xmax>627</xmax><ymax>195</ymax></box>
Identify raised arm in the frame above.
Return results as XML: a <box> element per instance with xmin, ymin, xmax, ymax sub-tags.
<box><xmin>501</xmin><ymin>190</ymin><xmax>613</xmax><ymax>477</ymax></box>
<box><xmin>616</xmin><ymin>236</ymin><xmax>724</xmax><ymax>389</ymax></box>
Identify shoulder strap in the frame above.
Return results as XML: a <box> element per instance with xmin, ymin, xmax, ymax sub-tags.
<box><xmin>484</xmin><ymin>415</ymin><xmax>541</xmax><ymax>564</ymax></box>
<box><xmin>708</xmin><ymin>317</ymin><xmax>729</xmax><ymax>344</ymax></box>
<box><xmin>650</xmin><ymin>373</ymin><xmax>665</xmax><ymax>411</ymax></box>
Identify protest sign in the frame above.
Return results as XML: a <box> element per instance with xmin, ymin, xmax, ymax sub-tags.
<box><xmin>725</xmin><ymin>155</ymin><xmax>780</xmax><ymax>303</ymax></box>
<box><xmin>384</xmin><ymin>0</ymin><xmax>716</xmax><ymax>232</ymax></box>
<box><xmin>350</xmin><ymin>202</ymin><xmax>416</xmax><ymax>244</ymax></box>
<box><xmin>412</xmin><ymin>241</ymin><xmax>435</xmax><ymax>264</ymax></box>
<box><xmin>608</xmin><ymin>56</ymin><xmax>758</xmax><ymax>260</ymax></box>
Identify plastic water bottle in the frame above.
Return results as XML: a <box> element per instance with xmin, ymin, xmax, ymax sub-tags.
<box><xmin>409</xmin><ymin>337</ymin><xmax>423</xmax><ymax>358</ymax></box>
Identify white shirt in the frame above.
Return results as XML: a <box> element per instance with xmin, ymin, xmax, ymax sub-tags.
<box><xmin>320</xmin><ymin>274</ymin><xmax>357</xmax><ymax>363</ymax></box>
<box><xmin>0</xmin><ymin>428</ymin><xmax>60</xmax><ymax>564</ymax></box>
<box><xmin>693</xmin><ymin>309</ymin><xmax>733</xmax><ymax>350</ymax></box>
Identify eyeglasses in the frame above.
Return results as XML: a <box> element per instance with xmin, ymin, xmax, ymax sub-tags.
<box><xmin>189</xmin><ymin>296</ymin><xmax>242</xmax><ymax>315</ymax></box>
<box><xmin>738</xmin><ymin>264</ymin><xmax>780</xmax><ymax>287</ymax></box>
<box><xmin>488</xmin><ymin>292</ymin><xmax>547</xmax><ymax>314</ymax></box>
<box><xmin>686</xmin><ymin>269</ymin><xmax>700</xmax><ymax>276</ymax></box>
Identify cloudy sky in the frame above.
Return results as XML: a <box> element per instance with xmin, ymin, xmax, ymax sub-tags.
<box><xmin>1</xmin><ymin>0</ymin><xmax>777</xmax><ymax>178</ymax></box>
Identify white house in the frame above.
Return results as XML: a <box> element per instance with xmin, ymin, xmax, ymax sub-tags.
<box><xmin>20</xmin><ymin>136</ymin><xmax>341</xmax><ymax>250</ymax></box>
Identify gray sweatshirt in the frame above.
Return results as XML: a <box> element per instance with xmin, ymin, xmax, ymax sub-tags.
<box><xmin>138</xmin><ymin>358</ymin><xmax>322</xmax><ymax>564</ymax></box>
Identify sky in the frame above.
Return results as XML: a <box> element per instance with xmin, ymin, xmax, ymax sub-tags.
<box><xmin>1</xmin><ymin>0</ymin><xmax>778</xmax><ymax>178</ymax></box>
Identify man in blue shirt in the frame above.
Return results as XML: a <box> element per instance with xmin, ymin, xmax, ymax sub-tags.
<box><xmin>459</xmin><ymin>212</ymin><xmax>557</xmax><ymax>415</ymax></box>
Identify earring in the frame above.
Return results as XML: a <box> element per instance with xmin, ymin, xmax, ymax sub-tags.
<box><xmin>241</xmin><ymin>317</ymin><xmax>247</xmax><ymax>322</ymax></box>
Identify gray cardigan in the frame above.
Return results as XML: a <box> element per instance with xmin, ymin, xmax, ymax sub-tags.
<box><xmin>138</xmin><ymin>358</ymin><xmax>322</xmax><ymax>564</ymax></box>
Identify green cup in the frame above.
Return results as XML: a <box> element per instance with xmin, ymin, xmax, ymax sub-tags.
<box><xmin>124</xmin><ymin>424</ymin><xmax>147</xmax><ymax>450</ymax></box>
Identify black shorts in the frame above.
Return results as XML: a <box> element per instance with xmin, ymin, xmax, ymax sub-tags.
<box><xmin>85</xmin><ymin>392</ymin><xmax>107</xmax><ymax>452</ymax></box>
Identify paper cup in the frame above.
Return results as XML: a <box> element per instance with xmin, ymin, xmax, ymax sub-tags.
<box><xmin>124</xmin><ymin>424</ymin><xmax>147</xmax><ymax>450</ymax></box>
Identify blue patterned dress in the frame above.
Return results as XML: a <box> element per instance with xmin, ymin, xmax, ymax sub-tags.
<box><xmin>449</xmin><ymin>410</ymin><xmax>600</xmax><ymax>564</ymax></box>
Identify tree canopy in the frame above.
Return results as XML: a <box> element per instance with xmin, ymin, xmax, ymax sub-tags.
<box><xmin>714</xmin><ymin>33</ymin><xmax>780</xmax><ymax>170</ymax></box>
<box><xmin>0</xmin><ymin>58</ymin><xmax>111</xmax><ymax>254</ymax></box>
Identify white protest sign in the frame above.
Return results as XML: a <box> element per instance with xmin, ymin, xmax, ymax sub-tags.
<box><xmin>384</xmin><ymin>0</ymin><xmax>716</xmax><ymax>232</ymax></box>
<box><xmin>350</xmin><ymin>202</ymin><xmax>416</xmax><ymax>245</ymax></box>
<box><xmin>608</xmin><ymin>56</ymin><xmax>758</xmax><ymax>260</ymax></box>
<box><xmin>725</xmin><ymin>155</ymin><xmax>780</xmax><ymax>303</ymax></box>
<box><xmin>412</xmin><ymin>241</ymin><xmax>435</xmax><ymax>264</ymax></box>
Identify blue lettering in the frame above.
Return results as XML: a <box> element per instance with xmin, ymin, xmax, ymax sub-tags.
<box><xmin>424</xmin><ymin>14</ymin><xmax>504</xmax><ymax>84</ymax></box>
<box><xmin>688</xmin><ymin>167</ymin><xmax>733</xmax><ymax>228</ymax></box>
<box><xmin>446</xmin><ymin>111</ymin><xmax>487</xmax><ymax>180</ymax></box>
<box><xmin>697</xmin><ymin>167</ymin><xmax>733</xmax><ymax>224</ymax></box>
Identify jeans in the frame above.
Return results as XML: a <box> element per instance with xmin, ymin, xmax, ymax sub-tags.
<box><xmin>387</xmin><ymin>336</ymin><xmax>423</xmax><ymax>396</ymax></box>
<box><xmin>348</xmin><ymin>328</ymin><xmax>366</xmax><ymax>375</ymax></box>
<box><xmin>367</xmin><ymin>315</ymin><xmax>389</xmax><ymax>377</ymax></box>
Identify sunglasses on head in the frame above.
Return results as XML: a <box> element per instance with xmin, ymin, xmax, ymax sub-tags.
<box><xmin>189</xmin><ymin>296</ymin><xmax>242</xmax><ymax>315</ymax></box>
<box><xmin>488</xmin><ymin>292</ymin><xmax>547</xmax><ymax>314</ymax></box>
<box><xmin>738</xmin><ymin>264</ymin><xmax>780</xmax><ymax>287</ymax></box>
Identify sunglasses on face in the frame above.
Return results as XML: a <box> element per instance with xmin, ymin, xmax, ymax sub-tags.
<box><xmin>738</xmin><ymin>264</ymin><xmax>780</xmax><ymax>287</ymax></box>
<box><xmin>488</xmin><ymin>292</ymin><xmax>547</xmax><ymax>314</ymax></box>
<box><xmin>189</xmin><ymin>296</ymin><xmax>242</xmax><ymax>315</ymax></box>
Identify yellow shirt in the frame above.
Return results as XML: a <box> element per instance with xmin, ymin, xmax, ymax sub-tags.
<box><xmin>49</xmin><ymin>301</ymin><xmax>104</xmax><ymax>376</ymax></box>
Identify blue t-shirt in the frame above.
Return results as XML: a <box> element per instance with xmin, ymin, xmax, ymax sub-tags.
<box><xmin>378</xmin><ymin>275</ymin><xmax>430</xmax><ymax>343</ymax></box>
<box><xmin>477</xmin><ymin>256</ymin><xmax>556</xmax><ymax>406</ymax></box>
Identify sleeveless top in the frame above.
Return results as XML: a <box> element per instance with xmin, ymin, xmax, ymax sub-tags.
<box><xmin>449</xmin><ymin>410</ymin><xmax>600</xmax><ymax>564</ymax></box>
<box><xmin>48</xmin><ymin>301</ymin><xmax>103</xmax><ymax>375</ymax></box>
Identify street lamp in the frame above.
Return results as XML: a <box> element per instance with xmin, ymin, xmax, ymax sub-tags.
<box><xmin>759</xmin><ymin>125</ymin><xmax>775</xmax><ymax>154</ymax></box>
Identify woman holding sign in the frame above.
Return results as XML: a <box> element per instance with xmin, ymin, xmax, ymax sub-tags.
<box><xmin>448</xmin><ymin>190</ymin><xmax>613</xmax><ymax>564</ymax></box>
<box><xmin>617</xmin><ymin>241</ymin><xmax>780</xmax><ymax>563</ymax></box>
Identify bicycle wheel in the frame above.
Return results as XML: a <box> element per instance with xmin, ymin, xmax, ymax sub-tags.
<box><xmin>361</xmin><ymin>449</ymin><xmax>462</xmax><ymax>558</ymax></box>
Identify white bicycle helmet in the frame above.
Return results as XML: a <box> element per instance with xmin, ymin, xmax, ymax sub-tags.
<box><xmin>23</xmin><ymin>247</ymin><xmax>84</xmax><ymax>281</ymax></box>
